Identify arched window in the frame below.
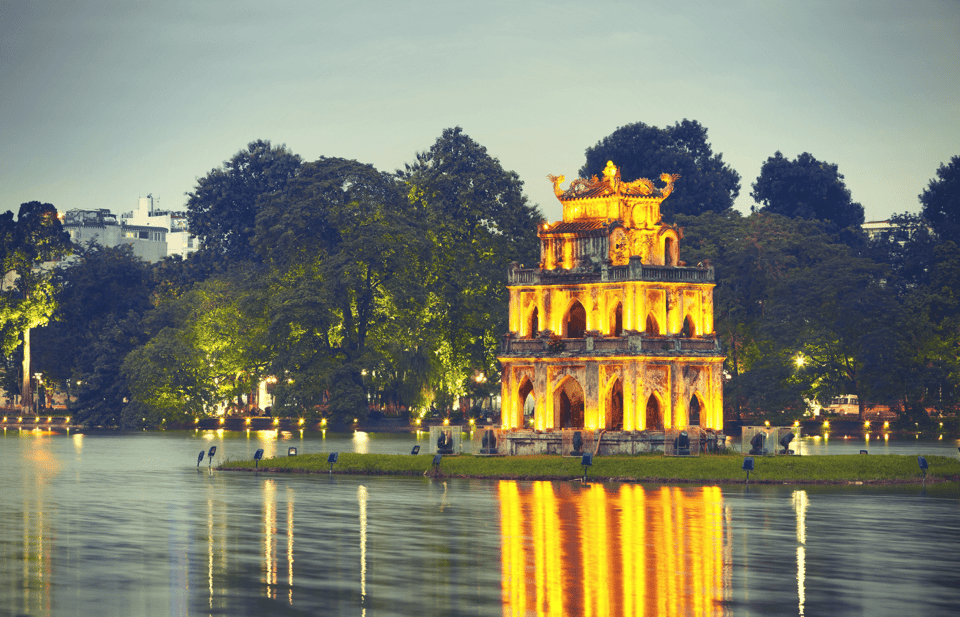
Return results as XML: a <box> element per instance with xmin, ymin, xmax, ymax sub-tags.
<box><xmin>519</xmin><ymin>378</ymin><xmax>535</xmax><ymax>423</ymax></box>
<box><xmin>646</xmin><ymin>313</ymin><xmax>660</xmax><ymax>335</ymax></box>
<box><xmin>527</xmin><ymin>307</ymin><xmax>539</xmax><ymax>339</ymax></box>
<box><xmin>646</xmin><ymin>394</ymin><xmax>663</xmax><ymax>430</ymax></box>
<box><xmin>689</xmin><ymin>394</ymin><xmax>702</xmax><ymax>426</ymax></box>
<box><xmin>609</xmin><ymin>379</ymin><xmax>623</xmax><ymax>429</ymax></box>
<box><xmin>664</xmin><ymin>237</ymin><xmax>676</xmax><ymax>266</ymax></box>
<box><xmin>681</xmin><ymin>315</ymin><xmax>695</xmax><ymax>338</ymax></box>
<box><xmin>611</xmin><ymin>302</ymin><xmax>623</xmax><ymax>337</ymax></box>
<box><xmin>565</xmin><ymin>301</ymin><xmax>587</xmax><ymax>338</ymax></box>
<box><xmin>556</xmin><ymin>377</ymin><xmax>585</xmax><ymax>429</ymax></box>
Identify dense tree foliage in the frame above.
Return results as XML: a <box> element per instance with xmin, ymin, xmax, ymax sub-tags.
<box><xmin>581</xmin><ymin>120</ymin><xmax>741</xmax><ymax>219</ymax></box>
<box><xmin>751</xmin><ymin>151</ymin><xmax>865</xmax><ymax>231</ymax></box>
<box><xmin>253</xmin><ymin>157</ymin><xmax>425</xmax><ymax>421</ymax></box>
<box><xmin>186</xmin><ymin>140</ymin><xmax>301</xmax><ymax>263</ymax></box>
<box><xmin>919</xmin><ymin>155</ymin><xmax>960</xmax><ymax>240</ymax></box>
<box><xmin>0</xmin><ymin>202</ymin><xmax>72</xmax><ymax>409</ymax></box>
<box><xmin>401</xmin><ymin>127</ymin><xmax>543</xmax><ymax>411</ymax></box>
<box><xmin>12</xmin><ymin>131</ymin><xmax>957</xmax><ymax>431</ymax></box>
<box><xmin>32</xmin><ymin>244</ymin><xmax>153</xmax><ymax>426</ymax></box>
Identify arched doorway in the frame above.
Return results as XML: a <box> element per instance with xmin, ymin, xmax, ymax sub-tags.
<box><xmin>611</xmin><ymin>302</ymin><xmax>623</xmax><ymax>337</ymax></box>
<box><xmin>681</xmin><ymin>315</ymin><xmax>695</xmax><ymax>338</ymax></box>
<box><xmin>565</xmin><ymin>301</ymin><xmax>586</xmax><ymax>338</ymax></box>
<box><xmin>527</xmin><ymin>307</ymin><xmax>539</xmax><ymax>339</ymax></box>
<box><xmin>664</xmin><ymin>237</ymin><xmax>676</xmax><ymax>266</ymax></box>
<box><xmin>518</xmin><ymin>378</ymin><xmax>534</xmax><ymax>425</ymax></box>
<box><xmin>556</xmin><ymin>377</ymin><xmax>585</xmax><ymax>429</ymax></box>
<box><xmin>646</xmin><ymin>313</ymin><xmax>659</xmax><ymax>335</ymax></box>
<box><xmin>609</xmin><ymin>379</ymin><xmax>623</xmax><ymax>429</ymax></box>
<box><xmin>646</xmin><ymin>394</ymin><xmax>663</xmax><ymax>430</ymax></box>
<box><xmin>689</xmin><ymin>393</ymin><xmax>702</xmax><ymax>426</ymax></box>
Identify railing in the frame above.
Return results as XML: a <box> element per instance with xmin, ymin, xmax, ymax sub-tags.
<box><xmin>507</xmin><ymin>264</ymin><xmax>713</xmax><ymax>286</ymax></box>
<box><xmin>502</xmin><ymin>335</ymin><xmax>721</xmax><ymax>355</ymax></box>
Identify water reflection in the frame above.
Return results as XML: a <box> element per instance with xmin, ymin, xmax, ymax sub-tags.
<box><xmin>2</xmin><ymin>432</ymin><xmax>960</xmax><ymax>616</ymax></box>
<box><xmin>500</xmin><ymin>482</ymin><xmax>726</xmax><ymax>616</ymax></box>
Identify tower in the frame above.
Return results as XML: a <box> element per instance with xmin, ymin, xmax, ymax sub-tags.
<box><xmin>498</xmin><ymin>162</ymin><xmax>724</xmax><ymax>449</ymax></box>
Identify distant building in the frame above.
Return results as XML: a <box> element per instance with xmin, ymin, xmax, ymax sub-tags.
<box><xmin>61</xmin><ymin>195</ymin><xmax>199</xmax><ymax>263</ymax></box>
<box><xmin>119</xmin><ymin>195</ymin><xmax>198</xmax><ymax>259</ymax></box>
<box><xmin>863</xmin><ymin>220</ymin><xmax>913</xmax><ymax>244</ymax></box>
<box><xmin>63</xmin><ymin>208</ymin><xmax>167</xmax><ymax>263</ymax></box>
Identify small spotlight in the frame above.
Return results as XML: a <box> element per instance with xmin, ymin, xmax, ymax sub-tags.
<box><xmin>288</xmin><ymin>447</ymin><xmax>297</xmax><ymax>456</ymax></box>
<box><xmin>328</xmin><ymin>452</ymin><xmax>339</xmax><ymax>474</ymax></box>
<box><xmin>860</xmin><ymin>450</ymin><xmax>868</xmax><ymax>455</ymax></box>
<box><xmin>742</xmin><ymin>457</ymin><xmax>754</xmax><ymax>483</ymax></box>
<box><xmin>581</xmin><ymin>453</ymin><xmax>592</xmax><ymax>482</ymax></box>
<box><xmin>411</xmin><ymin>445</ymin><xmax>420</xmax><ymax>455</ymax></box>
<box><xmin>254</xmin><ymin>448</ymin><xmax>264</xmax><ymax>469</ymax></box>
<box><xmin>207</xmin><ymin>446</ymin><xmax>216</xmax><ymax>467</ymax></box>
<box><xmin>918</xmin><ymin>456</ymin><xmax>928</xmax><ymax>481</ymax></box>
<box><xmin>197</xmin><ymin>450</ymin><xmax>205</xmax><ymax>467</ymax></box>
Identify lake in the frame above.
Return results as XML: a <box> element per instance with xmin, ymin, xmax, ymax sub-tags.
<box><xmin>1</xmin><ymin>430</ymin><xmax>958</xmax><ymax>616</ymax></box>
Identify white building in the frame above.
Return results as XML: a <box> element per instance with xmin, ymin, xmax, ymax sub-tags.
<box><xmin>119</xmin><ymin>195</ymin><xmax>198</xmax><ymax>259</ymax></box>
<box><xmin>63</xmin><ymin>209</ymin><xmax>168</xmax><ymax>263</ymax></box>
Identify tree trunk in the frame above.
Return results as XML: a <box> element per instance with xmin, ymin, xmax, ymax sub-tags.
<box><xmin>21</xmin><ymin>327</ymin><xmax>32</xmax><ymax>414</ymax></box>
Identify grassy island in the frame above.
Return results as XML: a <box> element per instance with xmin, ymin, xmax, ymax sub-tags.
<box><xmin>219</xmin><ymin>452</ymin><xmax>960</xmax><ymax>484</ymax></box>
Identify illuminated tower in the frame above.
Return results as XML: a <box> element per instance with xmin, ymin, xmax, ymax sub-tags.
<box><xmin>499</xmin><ymin>162</ymin><xmax>724</xmax><ymax>440</ymax></box>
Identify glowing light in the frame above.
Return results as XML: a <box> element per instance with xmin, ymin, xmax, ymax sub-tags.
<box><xmin>298</xmin><ymin>418</ymin><xmax>304</xmax><ymax>426</ymax></box>
<box><xmin>823</xmin><ymin>420</ymin><xmax>830</xmax><ymax>428</ymax></box>
<box><xmin>219</xmin><ymin>418</ymin><xmax>225</xmax><ymax>424</ymax></box>
<box><xmin>883</xmin><ymin>421</ymin><xmax>889</xmax><ymax>428</ymax></box>
<box><xmin>47</xmin><ymin>417</ymin><xmax>52</xmax><ymax>423</ymax></box>
<box><xmin>245</xmin><ymin>418</ymin><xmax>251</xmax><ymax>424</ymax></box>
<box><xmin>443</xmin><ymin>418</ymin><xmax>450</xmax><ymax>426</ymax></box>
<box><xmin>764</xmin><ymin>420</ymin><xmax>770</xmax><ymax>427</ymax></box>
<box><xmin>273</xmin><ymin>419</ymin><xmax>279</xmax><ymax>425</ymax></box>
<box><xmin>864</xmin><ymin>421</ymin><xmax>870</xmax><ymax>428</ymax></box>
<box><xmin>793</xmin><ymin>420</ymin><xmax>800</xmax><ymax>427</ymax></box>
<box><xmin>321</xmin><ymin>418</ymin><xmax>327</xmax><ymax>427</ymax></box>
<box><xmin>794</xmin><ymin>354</ymin><xmax>805</xmax><ymax>367</ymax></box>
<box><xmin>884</xmin><ymin>433</ymin><xmax>889</xmax><ymax>441</ymax></box>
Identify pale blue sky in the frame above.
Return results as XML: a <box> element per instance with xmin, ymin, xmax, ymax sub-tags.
<box><xmin>2</xmin><ymin>0</ymin><xmax>958</xmax><ymax>224</ymax></box>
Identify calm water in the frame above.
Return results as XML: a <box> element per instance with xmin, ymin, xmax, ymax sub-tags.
<box><xmin>1</xmin><ymin>430</ymin><xmax>959</xmax><ymax>616</ymax></box>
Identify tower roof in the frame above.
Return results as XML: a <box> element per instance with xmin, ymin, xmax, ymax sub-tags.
<box><xmin>547</xmin><ymin>161</ymin><xmax>680</xmax><ymax>225</ymax></box>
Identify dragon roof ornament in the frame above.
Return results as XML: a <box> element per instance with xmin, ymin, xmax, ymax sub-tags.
<box><xmin>548</xmin><ymin>161</ymin><xmax>680</xmax><ymax>202</ymax></box>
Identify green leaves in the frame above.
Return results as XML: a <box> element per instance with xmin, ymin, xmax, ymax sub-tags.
<box><xmin>751</xmin><ymin>151</ymin><xmax>865</xmax><ymax>232</ymax></box>
<box><xmin>580</xmin><ymin>120</ymin><xmax>741</xmax><ymax>220</ymax></box>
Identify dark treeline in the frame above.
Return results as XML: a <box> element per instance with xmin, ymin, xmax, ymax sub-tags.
<box><xmin>7</xmin><ymin>122</ymin><xmax>960</xmax><ymax>429</ymax></box>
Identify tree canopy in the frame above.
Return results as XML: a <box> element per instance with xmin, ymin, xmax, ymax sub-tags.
<box><xmin>580</xmin><ymin>120</ymin><xmax>741</xmax><ymax>219</ymax></box>
<box><xmin>186</xmin><ymin>140</ymin><xmax>301</xmax><ymax>263</ymax></box>
<box><xmin>919</xmin><ymin>155</ymin><xmax>960</xmax><ymax>240</ymax></box>
<box><xmin>751</xmin><ymin>151</ymin><xmax>865</xmax><ymax>231</ymax></box>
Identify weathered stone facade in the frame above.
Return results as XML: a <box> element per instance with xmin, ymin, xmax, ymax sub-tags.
<box><xmin>498</xmin><ymin>162</ymin><xmax>724</xmax><ymax>446</ymax></box>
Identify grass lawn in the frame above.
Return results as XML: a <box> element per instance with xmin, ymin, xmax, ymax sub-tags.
<box><xmin>219</xmin><ymin>451</ymin><xmax>960</xmax><ymax>484</ymax></box>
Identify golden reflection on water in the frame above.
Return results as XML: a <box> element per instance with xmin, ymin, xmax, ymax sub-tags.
<box><xmin>500</xmin><ymin>481</ymin><xmax>727</xmax><ymax>617</ymax></box>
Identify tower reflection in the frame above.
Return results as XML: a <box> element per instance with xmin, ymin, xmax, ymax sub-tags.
<box><xmin>499</xmin><ymin>481</ymin><xmax>727</xmax><ymax>617</ymax></box>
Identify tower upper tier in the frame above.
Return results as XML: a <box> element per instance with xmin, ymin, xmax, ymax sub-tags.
<box><xmin>540</xmin><ymin>161</ymin><xmax>683</xmax><ymax>270</ymax></box>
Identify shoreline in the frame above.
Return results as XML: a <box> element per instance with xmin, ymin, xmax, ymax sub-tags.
<box><xmin>219</xmin><ymin>465</ymin><xmax>959</xmax><ymax>486</ymax></box>
<box><xmin>218</xmin><ymin>452</ymin><xmax>960</xmax><ymax>485</ymax></box>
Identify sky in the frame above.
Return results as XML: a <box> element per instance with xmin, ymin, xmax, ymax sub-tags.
<box><xmin>2</xmin><ymin>0</ymin><xmax>959</xmax><ymax>225</ymax></box>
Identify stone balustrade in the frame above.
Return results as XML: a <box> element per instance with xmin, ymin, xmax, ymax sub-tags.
<box><xmin>507</xmin><ymin>262</ymin><xmax>714</xmax><ymax>286</ymax></box>
<box><xmin>501</xmin><ymin>333</ymin><xmax>722</xmax><ymax>356</ymax></box>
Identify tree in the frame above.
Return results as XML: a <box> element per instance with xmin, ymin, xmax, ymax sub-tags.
<box><xmin>751</xmin><ymin>151</ymin><xmax>865</xmax><ymax>231</ymax></box>
<box><xmin>254</xmin><ymin>157</ymin><xmax>425</xmax><ymax>421</ymax></box>
<box><xmin>919</xmin><ymin>155</ymin><xmax>960</xmax><ymax>240</ymax></box>
<box><xmin>764</xmin><ymin>257</ymin><xmax>907</xmax><ymax>420</ymax></box>
<box><xmin>580</xmin><ymin>120</ymin><xmax>741</xmax><ymax>219</ymax></box>
<box><xmin>34</xmin><ymin>244</ymin><xmax>153</xmax><ymax>383</ymax></box>
<box><xmin>400</xmin><ymin>127</ymin><xmax>543</xmax><ymax>413</ymax></box>
<box><xmin>678</xmin><ymin>211</ymin><xmax>851</xmax><ymax>421</ymax></box>
<box><xmin>123</xmin><ymin>267</ymin><xmax>272</xmax><ymax>427</ymax></box>
<box><xmin>0</xmin><ymin>202</ymin><xmax>72</xmax><ymax>412</ymax></box>
<box><xmin>186</xmin><ymin>140</ymin><xmax>301</xmax><ymax>263</ymax></box>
